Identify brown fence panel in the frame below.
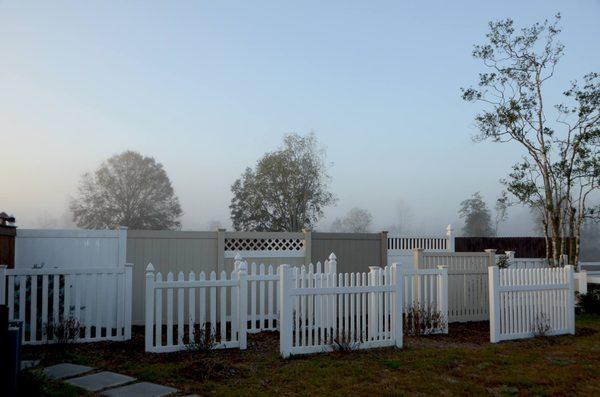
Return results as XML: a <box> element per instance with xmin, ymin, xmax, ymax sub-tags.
<box><xmin>455</xmin><ymin>237</ymin><xmax>573</xmax><ymax>258</ymax></box>
<box><xmin>0</xmin><ymin>225</ymin><xmax>16</xmax><ymax>268</ymax></box>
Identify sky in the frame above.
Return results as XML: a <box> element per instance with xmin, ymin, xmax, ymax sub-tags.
<box><xmin>1</xmin><ymin>1</ymin><xmax>599</xmax><ymax>234</ymax></box>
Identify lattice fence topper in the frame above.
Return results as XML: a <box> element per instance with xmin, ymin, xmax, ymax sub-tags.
<box><xmin>225</xmin><ymin>237</ymin><xmax>305</xmax><ymax>252</ymax></box>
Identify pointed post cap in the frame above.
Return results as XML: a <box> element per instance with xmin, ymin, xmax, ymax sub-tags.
<box><xmin>446</xmin><ymin>224</ymin><xmax>453</xmax><ymax>236</ymax></box>
<box><xmin>328</xmin><ymin>252</ymin><xmax>337</xmax><ymax>261</ymax></box>
<box><xmin>145</xmin><ymin>263</ymin><xmax>155</xmax><ymax>272</ymax></box>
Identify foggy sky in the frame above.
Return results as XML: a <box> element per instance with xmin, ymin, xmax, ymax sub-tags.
<box><xmin>1</xmin><ymin>1</ymin><xmax>599</xmax><ymax>235</ymax></box>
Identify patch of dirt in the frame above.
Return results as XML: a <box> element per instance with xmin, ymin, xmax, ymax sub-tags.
<box><xmin>575</xmin><ymin>327</ymin><xmax>597</xmax><ymax>337</ymax></box>
<box><xmin>406</xmin><ymin>321</ymin><xmax>490</xmax><ymax>349</ymax></box>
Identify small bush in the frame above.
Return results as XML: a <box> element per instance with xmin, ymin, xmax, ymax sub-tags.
<box><xmin>577</xmin><ymin>284</ymin><xmax>600</xmax><ymax>315</ymax></box>
<box><xmin>331</xmin><ymin>329</ymin><xmax>360</xmax><ymax>352</ymax></box>
<box><xmin>44</xmin><ymin>317</ymin><xmax>80</xmax><ymax>344</ymax></box>
<box><xmin>187</xmin><ymin>323</ymin><xmax>216</xmax><ymax>352</ymax></box>
<box><xmin>532</xmin><ymin>313</ymin><xmax>552</xmax><ymax>338</ymax></box>
<box><xmin>496</xmin><ymin>255</ymin><xmax>510</xmax><ymax>269</ymax></box>
<box><xmin>403</xmin><ymin>302</ymin><xmax>446</xmax><ymax>336</ymax></box>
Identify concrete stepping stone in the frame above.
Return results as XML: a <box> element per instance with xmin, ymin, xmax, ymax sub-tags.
<box><xmin>65</xmin><ymin>371</ymin><xmax>135</xmax><ymax>392</ymax></box>
<box><xmin>21</xmin><ymin>360</ymin><xmax>40</xmax><ymax>370</ymax></box>
<box><xmin>101</xmin><ymin>382</ymin><xmax>178</xmax><ymax>397</ymax></box>
<box><xmin>43</xmin><ymin>363</ymin><xmax>94</xmax><ymax>380</ymax></box>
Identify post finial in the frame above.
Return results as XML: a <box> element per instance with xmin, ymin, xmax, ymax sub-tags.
<box><xmin>328</xmin><ymin>252</ymin><xmax>337</xmax><ymax>261</ymax></box>
<box><xmin>446</xmin><ymin>224</ymin><xmax>453</xmax><ymax>236</ymax></box>
<box><xmin>145</xmin><ymin>263</ymin><xmax>155</xmax><ymax>272</ymax></box>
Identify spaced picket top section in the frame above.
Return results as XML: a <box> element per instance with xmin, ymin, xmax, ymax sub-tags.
<box><xmin>144</xmin><ymin>262</ymin><xmax>248</xmax><ymax>353</ymax></box>
<box><xmin>387</xmin><ymin>225</ymin><xmax>454</xmax><ymax>267</ymax></box>
<box><xmin>0</xmin><ymin>264</ymin><xmax>133</xmax><ymax>345</ymax></box>
<box><xmin>238</xmin><ymin>253</ymin><xmax>338</xmax><ymax>334</ymax></box>
<box><xmin>416</xmin><ymin>249</ymin><xmax>494</xmax><ymax>322</ymax></box>
<box><xmin>278</xmin><ymin>264</ymin><xmax>404</xmax><ymax>358</ymax></box>
<box><xmin>488</xmin><ymin>265</ymin><xmax>575</xmax><ymax>343</ymax></box>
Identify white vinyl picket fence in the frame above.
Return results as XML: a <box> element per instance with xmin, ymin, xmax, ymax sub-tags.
<box><xmin>402</xmin><ymin>266</ymin><xmax>449</xmax><ymax>334</ymax></box>
<box><xmin>488</xmin><ymin>265</ymin><xmax>575</xmax><ymax>343</ymax></box>
<box><xmin>144</xmin><ymin>264</ymin><xmax>248</xmax><ymax>353</ymax></box>
<box><xmin>0</xmin><ymin>264</ymin><xmax>132</xmax><ymax>344</ymax></box>
<box><xmin>241</xmin><ymin>254</ymin><xmax>337</xmax><ymax>334</ymax></box>
<box><xmin>278</xmin><ymin>264</ymin><xmax>404</xmax><ymax>358</ymax></box>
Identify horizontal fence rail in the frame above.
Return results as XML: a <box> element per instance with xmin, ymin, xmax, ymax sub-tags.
<box><xmin>0</xmin><ymin>265</ymin><xmax>132</xmax><ymax>345</ymax></box>
<box><xmin>488</xmin><ymin>266</ymin><xmax>575</xmax><ymax>343</ymax></box>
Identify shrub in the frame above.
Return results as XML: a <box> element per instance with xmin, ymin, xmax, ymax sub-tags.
<box><xmin>577</xmin><ymin>284</ymin><xmax>600</xmax><ymax>315</ymax></box>
<box><xmin>187</xmin><ymin>323</ymin><xmax>216</xmax><ymax>352</ymax></box>
<box><xmin>496</xmin><ymin>255</ymin><xmax>510</xmax><ymax>269</ymax></box>
<box><xmin>403</xmin><ymin>302</ymin><xmax>446</xmax><ymax>336</ymax></box>
<box><xmin>331</xmin><ymin>330</ymin><xmax>359</xmax><ymax>352</ymax></box>
<box><xmin>532</xmin><ymin>313</ymin><xmax>552</xmax><ymax>338</ymax></box>
<box><xmin>44</xmin><ymin>317</ymin><xmax>81</xmax><ymax>344</ymax></box>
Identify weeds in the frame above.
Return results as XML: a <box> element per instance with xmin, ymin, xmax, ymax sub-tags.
<box><xmin>403</xmin><ymin>302</ymin><xmax>447</xmax><ymax>336</ymax></box>
<box><xmin>331</xmin><ymin>330</ymin><xmax>360</xmax><ymax>352</ymax></box>
<box><xmin>532</xmin><ymin>313</ymin><xmax>552</xmax><ymax>338</ymax></box>
<box><xmin>44</xmin><ymin>317</ymin><xmax>80</xmax><ymax>344</ymax></box>
<box><xmin>187</xmin><ymin>323</ymin><xmax>216</xmax><ymax>352</ymax></box>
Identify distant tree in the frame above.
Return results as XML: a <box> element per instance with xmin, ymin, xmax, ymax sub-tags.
<box><xmin>494</xmin><ymin>191</ymin><xmax>510</xmax><ymax>235</ymax></box>
<box><xmin>387</xmin><ymin>198</ymin><xmax>414</xmax><ymax>234</ymax></box>
<box><xmin>230</xmin><ymin>133</ymin><xmax>335</xmax><ymax>231</ymax></box>
<box><xmin>70</xmin><ymin>151</ymin><xmax>182</xmax><ymax>230</ymax></box>
<box><xmin>331</xmin><ymin>208</ymin><xmax>373</xmax><ymax>233</ymax></box>
<box><xmin>459</xmin><ymin>192</ymin><xmax>495</xmax><ymax>237</ymax></box>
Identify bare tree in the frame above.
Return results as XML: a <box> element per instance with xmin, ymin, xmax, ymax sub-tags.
<box><xmin>462</xmin><ymin>14</ymin><xmax>600</xmax><ymax>264</ymax></box>
<box><xmin>230</xmin><ymin>133</ymin><xmax>335</xmax><ymax>231</ymax></box>
<box><xmin>387</xmin><ymin>199</ymin><xmax>414</xmax><ymax>234</ymax></box>
<box><xmin>70</xmin><ymin>151</ymin><xmax>183</xmax><ymax>230</ymax></box>
<box><xmin>331</xmin><ymin>208</ymin><xmax>373</xmax><ymax>233</ymax></box>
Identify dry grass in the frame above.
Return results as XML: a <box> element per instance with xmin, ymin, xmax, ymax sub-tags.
<box><xmin>22</xmin><ymin>315</ymin><xmax>600</xmax><ymax>396</ymax></box>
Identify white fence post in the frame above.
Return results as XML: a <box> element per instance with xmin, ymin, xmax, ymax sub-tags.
<box><xmin>124</xmin><ymin>263</ymin><xmax>133</xmax><ymax>340</ymax></box>
<box><xmin>0</xmin><ymin>265</ymin><xmax>6</xmax><ymax>305</ymax></box>
<box><xmin>237</xmin><ymin>260</ymin><xmax>248</xmax><ymax>350</ymax></box>
<box><xmin>279</xmin><ymin>264</ymin><xmax>293</xmax><ymax>358</ymax></box>
<box><xmin>446</xmin><ymin>224</ymin><xmax>455</xmax><ymax>252</ymax></box>
<box><xmin>327</xmin><ymin>253</ymin><xmax>337</xmax><ymax>274</ymax></box>
<box><xmin>437</xmin><ymin>265</ymin><xmax>449</xmax><ymax>333</ymax></box>
<box><xmin>118</xmin><ymin>226</ymin><xmax>128</xmax><ymax>267</ymax></box>
<box><xmin>391</xmin><ymin>263</ymin><xmax>403</xmax><ymax>348</ymax></box>
<box><xmin>412</xmin><ymin>249</ymin><xmax>423</xmax><ymax>304</ymax></box>
<box><xmin>505</xmin><ymin>251</ymin><xmax>515</xmax><ymax>266</ymax></box>
<box><xmin>566</xmin><ymin>265</ymin><xmax>575</xmax><ymax>335</ymax></box>
<box><xmin>488</xmin><ymin>265</ymin><xmax>500</xmax><ymax>343</ymax></box>
<box><xmin>576</xmin><ymin>270</ymin><xmax>588</xmax><ymax>294</ymax></box>
<box><xmin>368</xmin><ymin>266</ymin><xmax>380</xmax><ymax>340</ymax></box>
<box><xmin>145</xmin><ymin>263</ymin><xmax>155</xmax><ymax>352</ymax></box>
<box><xmin>485</xmin><ymin>249</ymin><xmax>496</xmax><ymax>267</ymax></box>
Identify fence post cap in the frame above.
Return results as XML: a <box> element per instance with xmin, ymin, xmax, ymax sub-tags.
<box><xmin>0</xmin><ymin>264</ymin><xmax>7</xmax><ymax>269</ymax></box>
<box><xmin>368</xmin><ymin>266</ymin><xmax>381</xmax><ymax>271</ymax></box>
<box><xmin>484</xmin><ymin>249</ymin><xmax>496</xmax><ymax>253</ymax></box>
<box><xmin>234</xmin><ymin>252</ymin><xmax>243</xmax><ymax>261</ymax></box>
<box><xmin>446</xmin><ymin>224</ymin><xmax>453</xmax><ymax>235</ymax></box>
<box><xmin>125</xmin><ymin>263</ymin><xmax>134</xmax><ymax>268</ymax></box>
<box><xmin>328</xmin><ymin>252</ymin><xmax>337</xmax><ymax>261</ymax></box>
<box><xmin>436</xmin><ymin>265</ymin><xmax>448</xmax><ymax>269</ymax></box>
<box><xmin>145</xmin><ymin>263</ymin><xmax>155</xmax><ymax>272</ymax></box>
<box><xmin>119</xmin><ymin>225</ymin><xmax>129</xmax><ymax>230</ymax></box>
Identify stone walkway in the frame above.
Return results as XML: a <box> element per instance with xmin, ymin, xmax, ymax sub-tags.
<box><xmin>42</xmin><ymin>363</ymin><xmax>179</xmax><ymax>396</ymax></box>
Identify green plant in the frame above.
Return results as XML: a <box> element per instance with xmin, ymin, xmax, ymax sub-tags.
<box><xmin>532</xmin><ymin>313</ymin><xmax>552</xmax><ymax>338</ymax></box>
<box><xmin>403</xmin><ymin>302</ymin><xmax>447</xmax><ymax>336</ymax></box>
<box><xmin>44</xmin><ymin>317</ymin><xmax>81</xmax><ymax>344</ymax></box>
<box><xmin>496</xmin><ymin>255</ymin><xmax>510</xmax><ymax>269</ymax></box>
<box><xmin>187</xmin><ymin>323</ymin><xmax>216</xmax><ymax>352</ymax></box>
<box><xmin>577</xmin><ymin>284</ymin><xmax>600</xmax><ymax>315</ymax></box>
<box><xmin>331</xmin><ymin>329</ymin><xmax>360</xmax><ymax>352</ymax></box>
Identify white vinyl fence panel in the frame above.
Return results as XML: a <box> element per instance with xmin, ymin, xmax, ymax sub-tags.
<box><xmin>278</xmin><ymin>264</ymin><xmax>404</xmax><ymax>358</ymax></box>
<box><xmin>15</xmin><ymin>228</ymin><xmax>127</xmax><ymax>269</ymax></box>
<box><xmin>144</xmin><ymin>264</ymin><xmax>247</xmax><ymax>353</ymax></box>
<box><xmin>0</xmin><ymin>265</ymin><xmax>132</xmax><ymax>344</ymax></box>
<box><xmin>488</xmin><ymin>266</ymin><xmax>575</xmax><ymax>343</ymax></box>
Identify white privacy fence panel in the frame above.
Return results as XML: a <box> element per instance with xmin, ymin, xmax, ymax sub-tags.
<box><xmin>144</xmin><ymin>264</ymin><xmax>247</xmax><ymax>353</ymax></box>
<box><xmin>15</xmin><ymin>228</ymin><xmax>127</xmax><ymax>269</ymax></box>
<box><xmin>488</xmin><ymin>266</ymin><xmax>575</xmax><ymax>343</ymax></box>
<box><xmin>278</xmin><ymin>264</ymin><xmax>403</xmax><ymax>358</ymax></box>
<box><xmin>0</xmin><ymin>265</ymin><xmax>132</xmax><ymax>345</ymax></box>
<box><xmin>387</xmin><ymin>225</ymin><xmax>454</xmax><ymax>267</ymax></box>
<box><xmin>224</xmin><ymin>232</ymin><xmax>306</xmax><ymax>259</ymax></box>
<box><xmin>418</xmin><ymin>251</ymin><xmax>494</xmax><ymax>322</ymax></box>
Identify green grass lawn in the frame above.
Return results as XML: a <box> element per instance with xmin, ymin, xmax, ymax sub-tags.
<box><xmin>21</xmin><ymin>315</ymin><xmax>600</xmax><ymax>396</ymax></box>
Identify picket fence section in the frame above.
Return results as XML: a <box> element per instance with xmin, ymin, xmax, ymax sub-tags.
<box><xmin>0</xmin><ymin>264</ymin><xmax>132</xmax><ymax>344</ymax></box>
<box><xmin>144</xmin><ymin>263</ymin><xmax>247</xmax><ymax>353</ymax></box>
<box><xmin>488</xmin><ymin>265</ymin><xmax>575</xmax><ymax>343</ymax></box>
<box><xmin>402</xmin><ymin>266</ymin><xmax>449</xmax><ymax>334</ymax></box>
<box><xmin>279</xmin><ymin>264</ymin><xmax>404</xmax><ymax>358</ymax></box>
<box><xmin>242</xmin><ymin>254</ymin><xmax>338</xmax><ymax>334</ymax></box>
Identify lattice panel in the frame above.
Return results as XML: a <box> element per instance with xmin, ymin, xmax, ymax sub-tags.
<box><xmin>225</xmin><ymin>238</ymin><xmax>305</xmax><ymax>252</ymax></box>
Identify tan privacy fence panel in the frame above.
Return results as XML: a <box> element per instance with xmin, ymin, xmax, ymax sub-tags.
<box><xmin>415</xmin><ymin>250</ymin><xmax>495</xmax><ymax>322</ymax></box>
